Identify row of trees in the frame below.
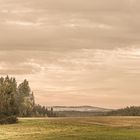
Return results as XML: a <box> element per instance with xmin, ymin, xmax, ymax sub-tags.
<box><xmin>107</xmin><ymin>106</ymin><xmax>140</xmax><ymax>116</ymax></box>
<box><xmin>0</xmin><ymin>76</ymin><xmax>54</xmax><ymax>118</ymax></box>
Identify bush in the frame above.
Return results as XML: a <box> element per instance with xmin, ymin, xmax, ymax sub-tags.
<box><xmin>0</xmin><ymin>116</ymin><xmax>18</xmax><ymax>124</ymax></box>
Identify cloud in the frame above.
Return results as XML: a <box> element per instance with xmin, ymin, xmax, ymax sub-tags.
<box><xmin>0</xmin><ymin>0</ymin><xmax>140</xmax><ymax>51</ymax></box>
<box><xmin>1</xmin><ymin>46</ymin><xmax>140</xmax><ymax>108</ymax></box>
<box><xmin>0</xmin><ymin>0</ymin><xmax>140</xmax><ymax>108</ymax></box>
<box><xmin>5</xmin><ymin>20</ymin><xmax>42</xmax><ymax>27</ymax></box>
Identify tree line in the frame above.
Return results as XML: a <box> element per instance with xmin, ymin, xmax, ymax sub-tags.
<box><xmin>107</xmin><ymin>106</ymin><xmax>140</xmax><ymax>116</ymax></box>
<box><xmin>0</xmin><ymin>76</ymin><xmax>55</xmax><ymax>120</ymax></box>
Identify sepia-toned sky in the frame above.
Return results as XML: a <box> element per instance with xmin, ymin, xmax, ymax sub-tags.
<box><xmin>0</xmin><ymin>0</ymin><xmax>140</xmax><ymax>108</ymax></box>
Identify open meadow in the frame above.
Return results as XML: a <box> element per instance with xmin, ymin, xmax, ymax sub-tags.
<box><xmin>0</xmin><ymin>117</ymin><xmax>140</xmax><ymax>140</ymax></box>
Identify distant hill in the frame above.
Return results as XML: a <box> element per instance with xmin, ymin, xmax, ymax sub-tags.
<box><xmin>52</xmin><ymin>106</ymin><xmax>111</xmax><ymax>112</ymax></box>
<box><xmin>49</xmin><ymin>106</ymin><xmax>112</xmax><ymax>117</ymax></box>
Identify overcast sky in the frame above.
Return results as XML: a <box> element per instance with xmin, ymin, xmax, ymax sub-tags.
<box><xmin>0</xmin><ymin>0</ymin><xmax>140</xmax><ymax>108</ymax></box>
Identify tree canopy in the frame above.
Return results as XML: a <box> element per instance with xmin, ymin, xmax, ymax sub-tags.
<box><xmin>0</xmin><ymin>76</ymin><xmax>55</xmax><ymax>124</ymax></box>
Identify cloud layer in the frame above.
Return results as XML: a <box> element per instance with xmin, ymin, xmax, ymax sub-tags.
<box><xmin>0</xmin><ymin>0</ymin><xmax>140</xmax><ymax>108</ymax></box>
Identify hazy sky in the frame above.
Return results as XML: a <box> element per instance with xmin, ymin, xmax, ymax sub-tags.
<box><xmin>0</xmin><ymin>0</ymin><xmax>140</xmax><ymax>108</ymax></box>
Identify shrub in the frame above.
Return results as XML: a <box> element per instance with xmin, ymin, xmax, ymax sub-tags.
<box><xmin>0</xmin><ymin>116</ymin><xmax>18</xmax><ymax>124</ymax></box>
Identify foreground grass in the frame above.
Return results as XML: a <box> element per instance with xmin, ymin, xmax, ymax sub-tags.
<box><xmin>0</xmin><ymin>117</ymin><xmax>140</xmax><ymax>140</ymax></box>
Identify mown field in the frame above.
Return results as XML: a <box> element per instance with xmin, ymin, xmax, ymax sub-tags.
<box><xmin>1</xmin><ymin>117</ymin><xmax>140</xmax><ymax>140</ymax></box>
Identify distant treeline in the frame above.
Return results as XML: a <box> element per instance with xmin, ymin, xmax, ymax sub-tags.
<box><xmin>107</xmin><ymin>106</ymin><xmax>140</xmax><ymax>116</ymax></box>
<box><xmin>0</xmin><ymin>76</ymin><xmax>55</xmax><ymax>123</ymax></box>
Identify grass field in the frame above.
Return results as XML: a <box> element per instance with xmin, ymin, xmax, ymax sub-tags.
<box><xmin>0</xmin><ymin>117</ymin><xmax>140</xmax><ymax>140</ymax></box>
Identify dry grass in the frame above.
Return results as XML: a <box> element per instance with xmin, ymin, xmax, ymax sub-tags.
<box><xmin>0</xmin><ymin>117</ymin><xmax>140</xmax><ymax>140</ymax></box>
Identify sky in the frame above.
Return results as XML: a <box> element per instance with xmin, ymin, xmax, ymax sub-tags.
<box><xmin>0</xmin><ymin>0</ymin><xmax>140</xmax><ymax>108</ymax></box>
